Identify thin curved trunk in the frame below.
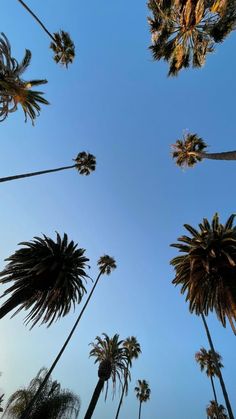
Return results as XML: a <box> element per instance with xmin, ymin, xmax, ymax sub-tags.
<box><xmin>115</xmin><ymin>372</ymin><xmax>128</xmax><ymax>419</ymax></box>
<box><xmin>138</xmin><ymin>401</ymin><xmax>142</xmax><ymax>419</ymax></box>
<box><xmin>84</xmin><ymin>379</ymin><xmax>104</xmax><ymax>419</ymax></box>
<box><xmin>20</xmin><ymin>271</ymin><xmax>103</xmax><ymax>419</ymax></box>
<box><xmin>196</xmin><ymin>151</ymin><xmax>236</xmax><ymax>161</ymax></box>
<box><xmin>201</xmin><ymin>314</ymin><xmax>234</xmax><ymax>419</ymax></box>
<box><xmin>0</xmin><ymin>165</ymin><xmax>76</xmax><ymax>183</ymax></box>
<box><xmin>17</xmin><ymin>0</ymin><xmax>55</xmax><ymax>41</ymax></box>
<box><xmin>210</xmin><ymin>376</ymin><xmax>220</xmax><ymax>419</ymax></box>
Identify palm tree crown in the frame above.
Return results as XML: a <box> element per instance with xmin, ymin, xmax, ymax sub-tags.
<box><xmin>74</xmin><ymin>152</ymin><xmax>96</xmax><ymax>175</ymax></box>
<box><xmin>195</xmin><ymin>347</ymin><xmax>223</xmax><ymax>377</ymax></box>
<box><xmin>170</xmin><ymin>213</ymin><xmax>236</xmax><ymax>332</ymax></box>
<box><xmin>135</xmin><ymin>379</ymin><xmax>151</xmax><ymax>403</ymax></box>
<box><xmin>97</xmin><ymin>255</ymin><xmax>117</xmax><ymax>275</ymax></box>
<box><xmin>207</xmin><ymin>400</ymin><xmax>229</xmax><ymax>419</ymax></box>
<box><xmin>0</xmin><ymin>233</ymin><xmax>89</xmax><ymax>327</ymax></box>
<box><xmin>172</xmin><ymin>133</ymin><xmax>207</xmax><ymax>167</ymax></box>
<box><xmin>50</xmin><ymin>31</ymin><xmax>75</xmax><ymax>67</ymax></box>
<box><xmin>0</xmin><ymin>33</ymin><xmax>49</xmax><ymax>123</ymax></box>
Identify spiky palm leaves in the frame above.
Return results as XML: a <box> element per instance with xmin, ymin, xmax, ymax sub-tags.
<box><xmin>147</xmin><ymin>0</ymin><xmax>236</xmax><ymax>76</ymax></box>
<box><xmin>0</xmin><ymin>233</ymin><xmax>89</xmax><ymax>328</ymax></box>
<box><xmin>4</xmin><ymin>368</ymin><xmax>80</xmax><ymax>419</ymax></box>
<box><xmin>0</xmin><ymin>33</ymin><xmax>48</xmax><ymax>123</ymax></box>
<box><xmin>170</xmin><ymin>213</ymin><xmax>236</xmax><ymax>333</ymax></box>
<box><xmin>134</xmin><ymin>380</ymin><xmax>151</xmax><ymax>419</ymax></box>
<box><xmin>207</xmin><ymin>401</ymin><xmax>229</xmax><ymax>419</ymax></box>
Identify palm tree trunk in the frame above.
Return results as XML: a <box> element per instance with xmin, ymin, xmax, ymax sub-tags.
<box><xmin>20</xmin><ymin>271</ymin><xmax>103</xmax><ymax>419</ymax></box>
<box><xmin>197</xmin><ymin>151</ymin><xmax>236</xmax><ymax>160</ymax></box>
<box><xmin>16</xmin><ymin>0</ymin><xmax>55</xmax><ymax>42</ymax></box>
<box><xmin>0</xmin><ymin>165</ymin><xmax>76</xmax><ymax>183</ymax></box>
<box><xmin>210</xmin><ymin>376</ymin><xmax>218</xmax><ymax>406</ymax></box>
<box><xmin>201</xmin><ymin>314</ymin><xmax>234</xmax><ymax>419</ymax></box>
<box><xmin>84</xmin><ymin>379</ymin><xmax>104</xmax><ymax>419</ymax></box>
<box><xmin>138</xmin><ymin>401</ymin><xmax>142</xmax><ymax>419</ymax></box>
<box><xmin>115</xmin><ymin>374</ymin><xmax>127</xmax><ymax>419</ymax></box>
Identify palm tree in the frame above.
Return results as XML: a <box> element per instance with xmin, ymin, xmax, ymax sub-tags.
<box><xmin>134</xmin><ymin>379</ymin><xmax>151</xmax><ymax>419</ymax></box>
<box><xmin>170</xmin><ymin>213</ymin><xmax>236</xmax><ymax>419</ymax></box>
<box><xmin>115</xmin><ymin>336</ymin><xmax>141</xmax><ymax>419</ymax></box>
<box><xmin>147</xmin><ymin>0</ymin><xmax>236</xmax><ymax>76</ymax></box>
<box><xmin>16</xmin><ymin>0</ymin><xmax>75</xmax><ymax>67</ymax></box>
<box><xmin>84</xmin><ymin>333</ymin><xmax>128</xmax><ymax>419</ymax></box>
<box><xmin>0</xmin><ymin>33</ymin><xmax>49</xmax><ymax>123</ymax></box>
<box><xmin>0</xmin><ymin>233</ymin><xmax>89</xmax><ymax>327</ymax></box>
<box><xmin>172</xmin><ymin>133</ymin><xmax>236</xmax><ymax>167</ymax></box>
<box><xmin>195</xmin><ymin>347</ymin><xmax>223</xmax><ymax>410</ymax></box>
<box><xmin>207</xmin><ymin>400</ymin><xmax>229</xmax><ymax>419</ymax></box>
<box><xmin>0</xmin><ymin>152</ymin><xmax>96</xmax><ymax>184</ymax></box>
<box><xmin>20</xmin><ymin>255</ymin><xmax>116</xmax><ymax>419</ymax></box>
<box><xmin>3</xmin><ymin>368</ymin><xmax>80</xmax><ymax>418</ymax></box>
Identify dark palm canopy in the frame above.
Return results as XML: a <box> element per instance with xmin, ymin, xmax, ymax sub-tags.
<box><xmin>207</xmin><ymin>400</ymin><xmax>229</xmax><ymax>419</ymax></box>
<box><xmin>147</xmin><ymin>0</ymin><xmax>236</xmax><ymax>76</ymax></box>
<box><xmin>135</xmin><ymin>379</ymin><xmax>151</xmax><ymax>404</ymax></box>
<box><xmin>0</xmin><ymin>33</ymin><xmax>49</xmax><ymax>123</ymax></box>
<box><xmin>74</xmin><ymin>152</ymin><xmax>96</xmax><ymax>176</ymax></box>
<box><xmin>0</xmin><ymin>233</ymin><xmax>89</xmax><ymax>327</ymax></box>
<box><xmin>97</xmin><ymin>255</ymin><xmax>117</xmax><ymax>275</ymax></box>
<box><xmin>170</xmin><ymin>213</ymin><xmax>236</xmax><ymax>332</ymax></box>
<box><xmin>4</xmin><ymin>368</ymin><xmax>80</xmax><ymax>418</ymax></box>
<box><xmin>172</xmin><ymin>133</ymin><xmax>207</xmax><ymax>167</ymax></box>
<box><xmin>195</xmin><ymin>347</ymin><xmax>223</xmax><ymax>376</ymax></box>
<box><xmin>50</xmin><ymin>31</ymin><xmax>75</xmax><ymax>67</ymax></box>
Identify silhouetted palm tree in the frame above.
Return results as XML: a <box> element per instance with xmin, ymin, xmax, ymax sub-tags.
<box><xmin>0</xmin><ymin>233</ymin><xmax>89</xmax><ymax>327</ymax></box>
<box><xmin>84</xmin><ymin>333</ymin><xmax>128</xmax><ymax>419</ymax></box>
<box><xmin>0</xmin><ymin>152</ymin><xmax>96</xmax><ymax>183</ymax></box>
<box><xmin>115</xmin><ymin>336</ymin><xmax>141</xmax><ymax>419</ymax></box>
<box><xmin>16</xmin><ymin>0</ymin><xmax>75</xmax><ymax>67</ymax></box>
<box><xmin>195</xmin><ymin>347</ymin><xmax>223</xmax><ymax>410</ymax></box>
<box><xmin>0</xmin><ymin>33</ymin><xmax>48</xmax><ymax>123</ymax></box>
<box><xmin>20</xmin><ymin>256</ymin><xmax>116</xmax><ymax>419</ymax></box>
<box><xmin>172</xmin><ymin>133</ymin><xmax>236</xmax><ymax>167</ymax></box>
<box><xmin>134</xmin><ymin>379</ymin><xmax>151</xmax><ymax>419</ymax></box>
<box><xmin>207</xmin><ymin>400</ymin><xmax>229</xmax><ymax>419</ymax></box>
<box><xmin>3</xmin><ymin>368</ymin><xmax>80</xmax><ymax>418</ymax></box>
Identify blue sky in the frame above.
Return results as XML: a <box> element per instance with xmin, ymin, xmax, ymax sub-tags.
<box><xmin>0</xmin><ymin>1</ymin><xmax>236</xmax><ymax>418</ymax></box>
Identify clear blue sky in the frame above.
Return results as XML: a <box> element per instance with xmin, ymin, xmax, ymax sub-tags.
<box><xmin>0</xmin><ymin>1</ymin><xmax>236</xmax><ymax>418</ymax></box>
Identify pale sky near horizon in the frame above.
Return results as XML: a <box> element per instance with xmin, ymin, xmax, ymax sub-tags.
<box><xmin>0</xmin><ymin>1</ymin><xmax>236</xmax><ymax>418</ymax></box>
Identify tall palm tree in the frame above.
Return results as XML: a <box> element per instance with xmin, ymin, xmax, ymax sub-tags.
<box><xmin>84</xmin><ymin>333</ymin><xmax>128</xmax><ymax>419</ymax></box>
<box><xmin>172</xmin><ymin>133</ymin><xmax>236</xmax><ymax>167</ymax></box>
<box><xmin>3</xmin><ymin>368</ymin><xmax>80</xmax><ymax>418</ymax></box>
<box><xmin>0</xmin><ymin>152</ymin><xmax>96</xmax><ymax>184</ymax></box>
<box><xmin>16</xmin><ymin>0</ymin><xmax>75</xmax><ymax>67</ymax></box>
<box><xmin>0</xmin><ymin>233</ymin><xmax>89</xmax><ymax>327</ymax></box>
<box><xmin>115</xmin><ymin>336</ymin><xmax>141</xmax><ymax>419</ymax></box>
<box><xmin>0</xmin><ymin>33</ymin><xmax>48</xmax><ymax>123</ymax></box>
<box><xmin>147</xmin><ymin>0</ymin><xmax>236</xmax><ymax>76</ymax></box>
<box><xmin>134</xmin><ymin>379</ymin><xmax>151</xmax><ymax>419</ymax></box>
<box><xmin>195</xmin><ymin>347</ymin><xmax>223</xmax><ymax>410</ymax></box>
<box><xmin>207</xmin><ymin>400</ymin><xmax>229</xmax><ymax>419</ymax></box>
<box><xmin>170</xmin><ymin>213</ymin><xmax>236</xmax><ymax>419</ymax></box>
<box><xmin>20</xmin><ymin>255</ymin><xmax>116</xmax><ymax>419</ymax></box>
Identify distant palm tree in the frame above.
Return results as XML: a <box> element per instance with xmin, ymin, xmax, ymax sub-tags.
<box><xmin>3</xmin><ymin>368</ymin><xmax>80</xmax><ymax>418</ymax></box>
<box><xmin>172</xmin><ymin>133</ymin><xmax>236</xmax><ymax>167</ymax></box>
<box><xmin>207</xmin><ymin>400</ymin><xmax>229</xmax><ymax>419</ymax></box>
<box><xmin>147</xmin><ymin>0</ymin><xmax>236</xmax><ymax>76</ymax></box>
<box><xmin>20</xmin><ymin>255</ymin><xmax>116</xmax><ymax>419</ymax></box>
<box><xmin>134</xmin><ymin>379</ymin><xmax>151</xmax><ymax>419</ymax></box>
<box><xmin>84</xmin><ymin>333</ymin><xmax>128</xmax><ymax>419</ymax></box>
<box><xmin>16</xmin><ymin>0</ymin><xmax>75</xmax><ymax>67</ymax></box>
<box><xmin>115</xmin><ymin>336</ymin><xmax>141</xmax><ymax>419</ymax></box>
<box><xmin>0</xmin><ymin>33</ymin><xmax>48</xmax><ymax>123</ymax></box>
<box><xmin>0</xmin><ymin>233</ymin><xmax>89</xmax><ymax>327</ymax></box>
<box><xmin>195</xmin><ymin>347</ymin><xmax>223</xmax><ymax>409</ymax></box>
<box><xmin>0</xmin><ymin>152</ymin><xmax>96</xmax><ymax>184</ymax></box>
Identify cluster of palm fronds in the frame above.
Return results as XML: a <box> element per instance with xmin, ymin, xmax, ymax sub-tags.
<box><xmin>147</xmin><ymin>0</ymin><xmax>236</xmax><ymax>75</ymax></box>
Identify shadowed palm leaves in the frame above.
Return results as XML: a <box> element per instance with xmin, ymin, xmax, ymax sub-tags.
<box><xmin>207</xmin><ymin>401</ymin><xmax>229</xmax><ymax>419</ymax></box>
<box><xmin>134</xmin><ymin>380</ymin><xmax>151</xmax><ymax>419</ymax></box>
<box><xmin>0</xmin><ymin>33</ymin><xmax>48</xmax><ymax>123</ymax></box>
<box><xmin>3</xmin><ymin>368</ymin><xmax>80</xmax><ymax>418</ymax></box>
<box><xmin>148</xmin><ymin>0</ymin><xmax>236</xmax><ymax>76</ymax></box>
<box><xmin>0</xmin><ymin>233</ymin><xmax>89</xmax><ymax>328</ymax></box>
<box><xmin>84</xmin><ymin>333</ymin><xmax>128</xmax><ymax>419</ymax></box>
<box><xmin>172</xmin><ymin>133</ymin><xmax>236</xmax><ymax>167</ymax></box>
<box><xmin>17</xmin><ymin>0</ymin><xmax>75</xmax><ymax>67</ymax></box>
<box><xmin>0</xmin><ymin>152</ymin><xmax>96</xmax><ymax>184</ymax></box>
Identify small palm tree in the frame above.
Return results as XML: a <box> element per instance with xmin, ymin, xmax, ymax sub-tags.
<box><xmin>84</xmin><ymin>333</ymin><xmax>128</xmax><ymax>419</ymax></box>
<box><xmin>3</xmin><ymin>368</ymin><xmax>80</xmax><ymax>418</ymax></box>
<box><xmin>0</xmin><ymin>233</ymin><xmax>89</xmax><ymax>327</ymax></box>
<box><xmin>17</xmin><ymin>0</ymin><xmax>75</xmax><ymax>67</ymax></box>
<box><xmin>115</xmin><ymin>336</ymin><xmax>141</xmax><ymax>419</ymax></box>
<box><xmin>195</xmin><ymin>347</ymin><xmax>223</xmax><ymax>409</ymax></box>
<box><xmin>134</xmin><ymin>379</ymin><xmax>151</xmax><ymax>419</ymax></box>
<box><xmin>172</xmin><ymin>132</ymin><xmax>236</xmax><ymax>167</ymax></box>
<box><xmin>20</xmin><ymin>255</ymin><xmax>116</xmax><ymax>419</ymax></box>
<box><xmin>0</xmin><ymin>152</ymin><xmax>96</xmax><ymax>184</ymax></box>
<box><xmin>207</xmin><ymin>400</ymin><xmax>229</xmax><ymax>419</ymax></box>
<box><xmin>0</xmin><ymin>33</ymin><xmax>48</xmax><ymax>123</ymax></box>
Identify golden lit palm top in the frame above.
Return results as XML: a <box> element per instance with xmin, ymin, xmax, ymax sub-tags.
<box><xmin>50</xmin><ymin>31</ymin><xmax>75</xmax><ymax>67</ymax></box>
<box><xmin>195</xmin><ymin>347</ymin><xmax>223</xmax><ymax>377</ymax></box>
<box><xmin>172</xmin><ymin>133</ymin><xmax>207</xmax><ymax>167</ymax></box>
